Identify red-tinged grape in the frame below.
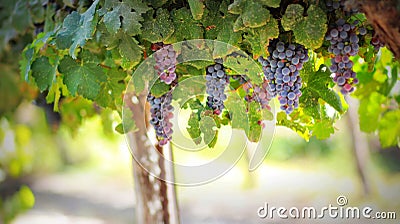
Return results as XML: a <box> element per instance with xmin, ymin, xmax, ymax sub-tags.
<box><xmin>154</xmin><ymin>44</ymin><xmax>178</xmax><ymax>85</ymax></box>
<box><xmin>325</xmin><ymin>17</ymin><xmax>362</xmax><ymax>94</ymax></box>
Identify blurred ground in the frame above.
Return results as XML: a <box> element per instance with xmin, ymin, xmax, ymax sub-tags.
<box><xmin>12</xmin><ymin>157</ymin><xmax>400</xmax><ymax>224</ymax></box>
<box><xmin>10</xmin><ymin>117</ymin><xmax>400</xmax><ymax>224</ymax></box>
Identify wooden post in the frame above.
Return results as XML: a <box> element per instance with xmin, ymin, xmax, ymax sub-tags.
<box><xmin>125</xmin><ymin>92</ymin><xmax>180</xmax><ymax>223</ymax></box>
<box><xmin>346</xmin><ymin>96</ymin><xmax>371</xmax><ymax>195</ymax></box>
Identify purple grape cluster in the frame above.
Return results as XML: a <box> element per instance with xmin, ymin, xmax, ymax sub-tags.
<box><xmin>154</xmin><ymin>44</ymin><xmax>177</xmax><ymax>85</ymax></box>
<box><xmin>205</xmin><ymin>62</ymin><xmax>229</xmax><ymax>115</ymax></box>
<box><xmin>325</xmin><ymin>18</ymin><xmax>361</xmax><ymax>94</ymax></box>
<box><xmin>325</xmin><ymin>0</ymin><xmax>345</xmax><ymax>11</ymax></box>
<box><xmin>326</xmin><ymin>0</ymin><xmax>360</xmax><ymax>15</ymax></box>
<box><xmin>242</xmin><ymin>78</ymin><xmax>273</xmax><ymax>110</ymax></box>
<box><xmin>147</xmin><ymin>91</ymin><xmax>174</xmax><ymax>146</ymax></box>
<box><xmin>259</xmin><ymin>40</ymin><xmax>309</xmax><ymax>114</ymax></box>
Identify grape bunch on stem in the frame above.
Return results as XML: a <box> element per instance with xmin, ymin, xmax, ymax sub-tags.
<box><xmin>259</xmin><ymin>39</ymin><xmax>309</xmax><ymax>114</ymax></box>
<box><xmin>153</xmin><ymin>44</ymin><xmax>178</xmax><ymax>85</ymax></box>
<box><xmin>147</xmin><ymin>92</ymin><xmax>174</xmax><ymax>146</ymax></box>
<box><xmin>147</xmin><ymin>44</ymin><xmax>178</xmax><ymax>146</ymax></box>
<box><xmin>325</xmin><ymin>19</ymin><xmax>361</xmax><ymax>94</ymax></box>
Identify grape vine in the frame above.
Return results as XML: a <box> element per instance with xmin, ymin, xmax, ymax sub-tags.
<box><xmin>0</xmin><ymin>0</ymin><xmax>399</xmax><ymax>222</ymax></box>
<box><xmin>3</xmin><ymin>0</ymin><xmax>396</xmax><ymax>147</ymax></box>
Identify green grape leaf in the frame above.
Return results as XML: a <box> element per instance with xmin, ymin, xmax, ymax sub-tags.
<box><xmin>202</xmin><ymin>1</ymin><xmax>241</xmax><ymax>48</ymax></box>
<box><xmin>95</xmin><ymin>69</ymin><xmax>127</xmax><ymax>109</ymax></box>
<box><xmin>378</xmin><ymin>110</ymin><xmax>400</xmax><ymax>148</ymax></box>
<box><xmin>311</xmin><ymin>119</ymin><xmax>334</xmax><ymax>140</ymax></box>
<box><xmin>188</xmin><ymin>0</ymin><xmax>205</xmax><ymax>20</ymax></box>
<box><xmin>282</xmin><ymin>4</ymin><xmax>327</xmax><ymax>50</ymax></box>
<box><xmin>172</xmin><ymin>76</ymin><xmax>206</xmax><ymax>107</ymax></box>
<box><xmin>301</xmin><ymin>67</ymin><xmax>343</xmax><ymax>115</ymax></box>
<box><xmin>102</xmin><ymin>0</ymin><xmax>150</xmax><ymax>35</ymax></box>
<box><xmin>101</xmin><ymin>30</ymin><xmax>143</xmax><ymax>68</ymax></box>
<box><xmin>119</xmin><ymin>32</ymin><xmax>143</xmax><ymax>66</ymax></box>
<box><xmin>224</xmin><ymin>54</ymin><xmax>263</xmax><ymax>85</ymax></box>
<box><xmin>262</xmin><ymin>108</ymin><xmax>273</xmax><ymax>121</ymax></box>
<box><xmin>187</xmin><ymin>112</ymin><xmax>202</xmax><ymax>145</ymax></box>
<box><xmin>300</xmin><ymin>88</ymin><xmax>320</xmax><ymax>118</ymax></box>
<box><xmin>31</xmin><ymin>56</ymin><xmax>57</xmax><ymax>92</ymax></box>
<box><xmin>80</xmin><ymin>49</ymin><xmax>102</xmax><ymax>64</ymax></box>
<box><xmin>46</xmin><ymin>76</ymin><xmax>67</xmax><ymax>112</ymax></box>
<box><xmin>29</xmin><ymin>0</ymin><xmax>46</xmax><ymax>23</ymax></box>
<box><xmin>233</xmin><ymin>16</ymin><xmax>245</xmax><ymax>32</ymax></box>
<box><xmin>244</xmin><ymin>17</ymin><xmax>279</xmax><ymax>58</ymax></box>
<box><xmin>200</xmin><ymin>115</ymin><xmax>217</xmax><ymax>148</ymax></box>
<box><xmin>150</xmin><ymin>81</ymin><xmax>171</xmax><ymax>97</ymax></box>
<box><xmin>246</xmin><ymin>101</ymin><xmax>262</xmax><ymax>142</ymax></box>
<box><xmin>44</xmin><ymin>1</ymin><xmax>56</xmax><ymax>32</ymax></box>
<box><xmin>277</xmin><ymin>111</ymin><xmax>310</xmax><ymax>141</ymax></box>
<box><xmin>179</xmin><ymin>40</ymin><xmax>213</xmax><ymax>63</ymax></box>
<box><xmin>218</xmin><ymin>18</ymin><xmax>242</xmax><ymax>44</ymax></box>
<box><xmin>11</xmin><ymin>0</ymin><xmax>32</xmax><ymax>32</ymax></box>
<box><xmin>227</xmin><ymin>0</ymin><xmax>245</xmax><ymax>14</ymax></box>
<box><xmin>145</xmin><ymin>0</ymin><xmax>168</xmax><ymax>8</ymax></box>
<box><xmin>58</xmin><ymin>56</ymin><xmax>107</xmax><ymax>100</ymax></box>
<box><xmin>56</xmin><ymin>0</ymin><xmax>99</xmax><ymax>59</ymax></box>
<box><xmin>230</xmin><ymin>0</ymin><xmax>270</xmax><ymax>29</ymax></box>
<box><xmin>141</xmin><ymin>9</ymin><xmax>174</xmax><ymax>43</ymax></box>
<box><xmin>295</xmin><ymin>5</ymin><xmax>327</xmax><ymax>50</ymax></box>
<box><xmin>358</xmin><ymin>92</ymin><xmax>386</xmax><ymax>133</ymax></box>
<box><xmin>20</xmin><ymin>47</ymin><xmax>34</xmax><ymax>82</ymax></box>
<box><xmin>281</xmin><ymin>4</ymin><xmax>304</xmax><ymax>31</ymax></box>
<box><xmin>241</xmin><ymin>1</ymin><xmax>270</xmax><ymax>28</ymax></box>
<box><xmin>166</xmin><ymin>8</ymin><xmax>204</xmax><ymax>43</ymax></box>
<box><xmin>225</xmin><ymin>90</ymin><xmax>248</xmax><ymax>129</ymax></box>
<box><xmin>259</xmin><ymin>0</ymin><xmax>280</xmax><ymax>8</ymax></box>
